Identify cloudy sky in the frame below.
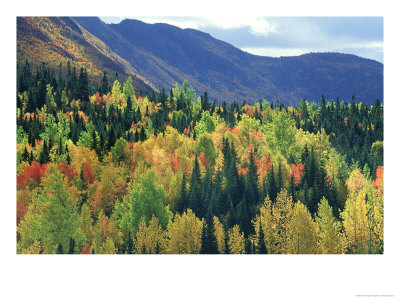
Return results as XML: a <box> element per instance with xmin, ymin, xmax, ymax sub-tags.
<box><xmin>99</xmin><ymin>16</ymin><xmax>383</xmax><ymax>63</ymax></box>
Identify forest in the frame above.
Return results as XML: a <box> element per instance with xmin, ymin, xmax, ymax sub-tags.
<box><xmin>16</xmin><ymin>61</ymin><xmax>383</xmax><ymax>254</ymax></box>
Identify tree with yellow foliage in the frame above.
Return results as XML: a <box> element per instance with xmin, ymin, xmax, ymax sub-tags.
<box><xmin>287</xmin><ymin>201</ymin><xmax>320</xmax><ymax>254</ymax></box>
<box><xmin>271</xmin><ymin>189</ymin><xmax>294</xmax><ymax>254</ymax></box>
<box><xmin>315</xmin><ymin>197</ymin><xmax>343</xmax><ymax>254</ymax></box>
<box><xmin>252</xmin><ymin>196</ymin><xmax>275</xmax><ymax>253</ymax></box>
<box><xmin>134</xmin><ymin>216</ymin><xmax>167</xmax><ymax>254</ymax></box>
<box><xmin>22</xmin><ymin>239</ymin><xmax>43</xmax><ymax>254</ymax></box>
<box><xmin>346</xmin><ymin>168</ymin><xmax>368</xmax><ymax>195</ymax></box>
<box><xmin>92</xmin><ymin>210</ymin><xmax>122</xmax><ymax>254</ymax></box>
<box><xmin>341</xmin><ymin>192</ymin><xmax>370</xmax><ymax>253</ymax></box>
<box><xmin>213</xmin><ymin>216</ymin><xmax>226</xmax><ymax>254</ymax></box>
<box><xmin>228</xmin><ymin>225</ymin><xmax>245</xmax><ymax>254</ymax></box>
<box><xmin>80</xmin><ymin>203</ymin><xmax>94</xmax><ymax>246</ymax></box>
<box><xmin>167</xmin><ymin>209</ymin><xmax>203</xmax><ymax>254</ymax></box>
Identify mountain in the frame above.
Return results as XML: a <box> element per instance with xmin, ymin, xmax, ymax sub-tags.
<box><xmin>74</xmin><ymin>17</ymin><xmax>383</xmax><ymax>106</ymax></box>
<box><xmin>17</xmin><ymin>17</ymin><xmax>154</xmax><ymax>93</ymax></box>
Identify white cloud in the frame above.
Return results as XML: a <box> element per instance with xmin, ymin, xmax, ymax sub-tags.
<box><xmin>116</xmin><ymin>16</ymin><xmax>277</xmax><ymax>36</ymax></box>
<box><xmin>242</xmin><ymin>47</ymin><xmax>310</xmax><ymax>57</ymax></box>
<box><xmin>99</xmin><ymin>16</ymin><xmax>383</xmax><ymax>62</ymax></box>
<box><xmin>203</xmin><ymin>17</ymin><xmax>277</xmax><ymax>36</ymax></box>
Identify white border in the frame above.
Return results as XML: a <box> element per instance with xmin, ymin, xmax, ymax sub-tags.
<box><xmin>1</xmin><ymin>1</ymin><xmax>399</xmax><ymax>299</ymax></box>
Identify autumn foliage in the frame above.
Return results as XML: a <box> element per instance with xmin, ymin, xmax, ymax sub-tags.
<box><xmin>290</xmin><ymin>163</ymin><xmax>304</xmax><ymax>185</ymax></box>
<box><xmin>16</xmin><ymin>61</ymin><xmax>383</xmax><ymax>254</ymax></box>
<box><xmin>17</xmin><ymin>160</ymin><xmax>48</xmax><ymax>189</ymax></box>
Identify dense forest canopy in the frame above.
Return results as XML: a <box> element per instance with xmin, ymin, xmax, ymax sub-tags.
<box><xmin>16</xmin><ymin>61</ymin><xmax>383</xmax><ymax>254</ymax></box>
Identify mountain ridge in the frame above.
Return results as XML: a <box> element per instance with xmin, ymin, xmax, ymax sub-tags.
<box><xmin>18</xmin><ymin>17</ymin><xmax>383</xmax><ymax>106</ymax></box>
<box><xmin>17</xmin><ymin>17</ymin><xmax>154</xmax><ymax>94</ymax></box>
<box><xmin>74</xmin><ymin>17</ymin><xmax>383</xmax><ymax>105</ymax></box>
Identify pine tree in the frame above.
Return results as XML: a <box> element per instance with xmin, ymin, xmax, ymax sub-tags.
<box><xmin>65</xmin><ymin>145</ymin><xmax>71</xmax><ymax>164</ymax></box>
<box><xmin>244</xmin><ymin>238</ymin><xmax>253</xmax><ymax>254</ymax></box>
<box><xmin>174</xmin><ymin>173</ymin><xmax>187</xmax><ymax>214</ymax></box>
<box><xmin>57</xmin><ymin>243</ymin><xmax>63</xmax><ymax>254</ymax></box>
<box><xmin>39</xmin><ymin>139</ymin><xmax>49</xmax><ymax>164</ymax></box>
<box><xmin>288</xmin><ymin>173</ymin><xmax>296</xmax><ymax>202</ymax></box>
<box><xmin>107</xmin><ymin>126</ymin><xmax>116</xmax><ymax>150</ymax></box>
<box><xmin>200</xmin><ymin>215</ymin><xmax>218</xmax><ymax>254</ymax></box>
<box><xmin>29</xmin><ymin>150</ymin><xmax>34</xmax><ymax>164</ymax></box>
<box><xmin>257</xmin><ymin>220</ymin><xmax>268</xmax><ymax>254</ymax></box>
<box><xmin>68</xmin><ymin>237</ymin><xmax>75</xmax><ymax>254</ymax></box>
<box><xmin>267</xmin><ymin>165</ymin><xmax>277</xmax><ymax>202</ymax></box>
<box><xmin>189</xmin><ymin>157</ymin><xmax>203</xmax><ymax>217</ymax></box>
<box><xmin>245</xmin><ymin>150</ymin><xmax>259</xmax><ymax>207</ymax></box>
<box><xmin>99</xmin><ymin>72</ymin><xmax>109</xmax><ymax>95</ymax></box>
<box><xmin>22</xmin><ymin>147</ymin><xmax>29</xmax><ymax>162</ymax></box>
<box><xmin>78</xmin><ymin>68</ymin><xmax>89</xmax><ymax>103</ymax></box>
<box><xmin>277</xmin><ymin>162</ymin><xmax>283</xmax><ymax>193</ymax></box>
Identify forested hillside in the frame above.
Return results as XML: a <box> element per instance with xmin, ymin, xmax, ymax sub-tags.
<box><xmin>17</xmin><ymin>17</ymin><xmax>153</xmax><ymax>94</ymax></box>
<box><xmin>16</xmin><ymin>62</ymin><xmax>383</xmax><ymax>254</ymax></box>
<box><xmin>74</xmin><ymin>17</ymin><xmax>383</xmax><ymax>105</ymax></box>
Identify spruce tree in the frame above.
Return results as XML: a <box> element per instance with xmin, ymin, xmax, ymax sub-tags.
<box><xmin>107</xmin><ymin>126</ymin><xmax>116</xmax><ymax>150</ymax></box>
<box><xmin>78</xmin><ymin>67</ymin><xmax>89</xmax><ymax>103</ymax></box>
<box><xmin>39</xmin><ymin>139</ymin><xmax>49</xmax><ymax>164</ymax></box>
<box><xmin>57</xmin><ymin>243</ymin><xmax>63</xmax><ymax>254</ymax></box>
<box><xmin>22</xmin><ymin>147</ymin><xmax>29</xmax><ymax>162</ymax></box>
<box><xmin>288</xmin><ymin>173</ymin><xmax>296</xmax><ymax>202</ymax></box>
<box><xmin>246</xmin><ymin>150</ymin><xmax>259</xmax><ymax>207</ymax></box>
<box><xmin>100</xmin><ymin>71</ymin><xmax>109</xmax><ymax>95</ymax></box>
<box><xmin>189</xmin><ymin>157</ymin><xmax>203</xmax><ymax>217</ymax></box>
<box><xmin>257</xmin><ymin>221</ymin><xmax>268</xmax><ymax>254</ymax></box>
<box><xmin>277</xmin><ymin>162</ymin><xmax>283</xmax><ymax>194</ymax></box>
<box><xmin>68</xmin><ymin>237</ymin><xmax>75</xmax><ymax>254</ymax></box>
<box><xmin>29</xmin><ymin>150</ymin><xmax>34</xmax><ymax>164</ymax></box>
<box><xmin>200</xmin><ymin>215</ymin><xmax>218</xmax><ymax>254</ymax></box>
<box><xmin>267</xmin><ymin>165</ymin><xmax>277</xmax><ymax>202</ymax></box>
<box><xmin>245</xmin><ymin>238</ymin><xmax>253</xmax><ymax>254</ymax></box>
<box><xmin>174</xmin><ymin>173</ymin><xmax>187</xmax><ymax>215</ymax></box>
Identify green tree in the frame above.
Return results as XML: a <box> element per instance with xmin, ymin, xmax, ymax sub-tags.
<box><xmin>114</xmin><ymin>170</ymin><xmax>172</xmax><ymax>237</ymax></box>
<box><xmin>123</xmin><ymin>76</ymin><xmax>135</xmax><ymax>102</ymax></box>
<box><xmin>111</xmin><ymin>138</ymin><xmax>127</xmax><ymax>165</ymax></box>
<box><xmin>265</xmin><ymin>110</ymin><xmax>297</xmax><ymax>158</ymax></box>
<box><xmin>194</xmin><ymin>111</ymin><xmax>218</xmax><ymax>136</ymax></box>
<box><xmin>17</xmin><ymin>169</ymin><xmax>85</xmax><ymax>254</ymax></box>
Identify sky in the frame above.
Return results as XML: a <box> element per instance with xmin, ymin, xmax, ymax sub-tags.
<box><xmin>99</xmin><ymin>16</ymin><xmax>383</xmax><ymax>63</ymax></box>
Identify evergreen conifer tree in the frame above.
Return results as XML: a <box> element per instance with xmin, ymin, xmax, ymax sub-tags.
<box><xmin>257</xmin><ymin>221</ymin><xmax>268</xmax><ymax>254</ymax></box>
<box><xmin>267</xmin><ymin>165</ymin><xmax>277</xmax><ymax>202</ymax></box>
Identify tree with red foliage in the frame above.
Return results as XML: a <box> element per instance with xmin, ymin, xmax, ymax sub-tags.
<box><xmin>290</xmin><ymin>163</ymin><xmax>304</xmax><ymax>185</ymax></box>
<box><xmin>169</xmin><ymin>151</ymin><xmax>180</xmax><ymax>173</ymax></box>
<box><xmin>58</xmin><ymin>161</ymin><xmax>78</xmax><ymax>182</ymax></box>
<box><xmin>17</xmin><ymin>160</ymin><xmax>48</xmax><ymax>189</ymax></box>
<box><xmin>372</xmin><ymin>166</ymin><xmax>383</xmax><ymax>191</ymax></box>
<box><xmin>81</xmin><ymin>162</ymin><xmax>95</xmax><ymax>184</ymax></box>
<box><xmin>17</xmin><ymin>200</ymin><xmax>28</xmax><ymax>225</ymax></box>
<box><xmin>255</xmin><ymin>152</ymin><xmax>272</xmax><ymax>187</ymax></box>
<box><xmin>80</xmin><ymin>242</ymin><xmax>92</xmax><ymax>254</ymax></box>
<box><xmin>199</xmin><ymin>152</ymin><xmax>208</xmax><ymax>168</ymax></box>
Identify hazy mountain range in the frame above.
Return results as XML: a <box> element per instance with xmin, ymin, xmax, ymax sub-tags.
<box><xmin>17</xmin><ymin>17</ymin><xmax>383</xmax><ymax>105</ymax></box>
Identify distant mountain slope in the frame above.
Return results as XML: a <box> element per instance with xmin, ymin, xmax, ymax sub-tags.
<box><xmin>74</xmin><ymin>17</ymin><xmax>383</xmax><ymax>105</ymax></box>
<box><xmin>17</xmin><ymin>17</ymin><xmax>153</xmax><ymax>93</ymax></box>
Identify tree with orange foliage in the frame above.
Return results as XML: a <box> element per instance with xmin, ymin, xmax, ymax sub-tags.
<box><xmin>58</xmin><ymin>160</ymin><xmax>78</xmax><ymax>182</ymax></box>
<box><xmin>290</xmin><ymin>163</ymin><xmax>304</xmax><ymax>185</ymax></box>
<box><xmin>17</xmin><ymin>160</ymin><xmax>48</xmax><ymax>190</ymax></box>
<box><xmin>255</xmin><ymin>152</ymin><xmax>272</xmax><ymax>187</ymax></box>
<box><xmin>81</xmin><ymin>161</ymin><xmax>95</xmax><ymax>185</ymax></box>
<box><xmin>168</xmin><ymin>151</ymin><xmax>180</xmax><ymax>173</ymax></box>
